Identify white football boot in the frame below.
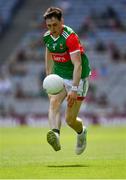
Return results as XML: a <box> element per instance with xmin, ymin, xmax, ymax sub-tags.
<box><xmin>75</xmin><ymin>126</ymin><xmax>87</xmax><ymax>155</ymax></box>
<box><xmin>47</xmin><ymin>130</ymin><xmax>61</xmax><ymax>151</ymax></box>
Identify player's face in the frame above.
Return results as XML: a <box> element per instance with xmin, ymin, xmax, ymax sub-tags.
<box><xmin>46</xmin><ymin>17</ymin><xmax>63</xmax><ymax>38</ymax></box>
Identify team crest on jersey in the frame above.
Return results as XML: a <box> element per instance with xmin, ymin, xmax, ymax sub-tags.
<box><xmin>60</xmin><ymin>43</ymin><xmax>63</xmax><ymax>49</ymax></box>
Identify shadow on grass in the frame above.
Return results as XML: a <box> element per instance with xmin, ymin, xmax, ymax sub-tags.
<box><xmin>47</xmin><ymin>164</ymin><xmax>89</xmax><ymax>168</ymax></box>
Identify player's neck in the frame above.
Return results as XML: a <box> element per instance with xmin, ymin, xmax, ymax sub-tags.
<box><xmin>53</xmin><ymin>25</ymin><xmax>64</xmax><ymax>38</ymax></box>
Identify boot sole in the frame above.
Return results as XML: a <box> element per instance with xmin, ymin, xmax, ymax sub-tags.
<box><xmin>47</xmin><ymin>131</ymin><xmax>61</xmax><ymax>151</ymax></box>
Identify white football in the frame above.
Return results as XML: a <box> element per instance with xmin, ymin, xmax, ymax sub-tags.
<box><xmin>43</xmin><ymin>74</ymin><xmax>64</xmax><ymax>95</ymax></box>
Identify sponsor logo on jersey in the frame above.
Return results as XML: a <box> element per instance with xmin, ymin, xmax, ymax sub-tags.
<box><xmin>51</xmin><ymin>52</ymin><xmax>70</xmax><ymax>63</ymax></box>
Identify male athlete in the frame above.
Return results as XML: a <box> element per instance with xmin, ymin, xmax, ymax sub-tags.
<box><xmin>43</xmin><ymin>7</ymin><xmax>91</xmax><ymax>155</ymax></box>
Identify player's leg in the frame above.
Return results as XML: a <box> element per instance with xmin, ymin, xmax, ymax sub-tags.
<box><xmin>64</xmin><ymin>78</ymin><xmax>89</xmax><ymax>154</ymax></box>
<box><xmin>65</xmin><ymin>100</ymin><xmax>87</xmax><ymax>155</ymax></box>
<box><xmin>47</xmin><ymin>88</ymin><xmax>67</xmax><ymax>151</ymax></box>
<box><xmin>64</xmin><ymin>78</ymin><xmax>89</xmax><ymax>133</ymax></box>
<box><xmin>65</xmin><ymin>100</ymin><xmax>84</xmax><ymax>134</ymax></box>
<box><xmin>48</xmin><ymin>88</ymin><xmax>67</xmax><ymax>129</ymax></box>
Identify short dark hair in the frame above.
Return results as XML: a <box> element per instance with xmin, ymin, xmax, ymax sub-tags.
<box><xmin>43</xmin><ymin>7</ymin><xmax>63</xmax><ymax>21</ymax></box>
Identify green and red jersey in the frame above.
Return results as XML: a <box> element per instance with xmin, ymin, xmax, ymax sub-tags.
<box><xmin>43</xmin><ymin>25</ymin><xmax>91</xmax><ymax>79</ymax></box>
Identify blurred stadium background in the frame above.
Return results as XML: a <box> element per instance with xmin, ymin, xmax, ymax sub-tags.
<box><xmin>0</xmin><ymin>0</ymin><xmax>126</xmax><ymax>127</ymax></box>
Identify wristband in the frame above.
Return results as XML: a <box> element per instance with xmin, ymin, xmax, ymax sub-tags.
<box><xmin>71</xmin><ymin>86</ymin><xmax>78</xmax><ymax>92</ymax></box>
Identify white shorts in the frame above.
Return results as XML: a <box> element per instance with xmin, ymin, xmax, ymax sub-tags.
<box><xmin>63</xmin><ymin>78</ymin><xmax>89</xmax><ymax>100</ymax></box>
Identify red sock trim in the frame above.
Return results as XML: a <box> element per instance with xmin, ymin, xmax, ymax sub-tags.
<box><xmin>77</xmin><ymin>96</ymin><xmax>85</xmax><ymax>101</ymax></box>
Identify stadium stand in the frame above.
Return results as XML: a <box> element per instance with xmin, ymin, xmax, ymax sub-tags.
<box><xmin>0</xmin><ymin>0</ymin><xmax>24</xmax><ymax>37</ymax></box>
<box><xmin>0</xmin><ymin>0</ymin><xmax>126</xmax><ymax>126</ymax></box>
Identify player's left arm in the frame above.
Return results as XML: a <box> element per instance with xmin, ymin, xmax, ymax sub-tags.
<box><xmin>66</xmin><ymin>33</ymin><xmax>84</xmax><ymax>87</ymax></box>
<box><xmin>66</xmin><ymin>51</ymin><xmax>82</xmax><ymax>107</ymax></box>
<box><xmin>66</xmin><ymin>33</ymin><xmax>83</xmax><ymax>107</ymax></box>
<box><xmin>70</xmin><ymin>51</ymin><xmax>82</xmax><ymax>87</ymax></box>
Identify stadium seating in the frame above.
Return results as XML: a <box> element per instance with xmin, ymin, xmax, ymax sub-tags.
<box><xmin>0</xmin><ymin>0</ymin><xmax>23</xmax><ymax>36</ymax></box>
<box><xmin>0</xmin><ymin>0</ymin><xmax>126</xmax><ymax>124</ymax></box>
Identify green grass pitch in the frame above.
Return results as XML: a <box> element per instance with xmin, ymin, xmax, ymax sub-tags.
<box><xmin>0</xmin><ymin>125</ymin><xmax>126</xmax><ymax>179</ymax></box>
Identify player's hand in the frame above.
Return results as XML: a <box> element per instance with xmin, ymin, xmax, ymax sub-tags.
<box><xmin>66</xmin><ymin>91</ymin><xmax>77</xmax><ymax>108</ymax></box>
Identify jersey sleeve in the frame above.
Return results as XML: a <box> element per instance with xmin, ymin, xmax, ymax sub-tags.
<box><xmin>66</xmin><ymin>33</ymin><xmax>84</xmax><ymax>54</ymax></box>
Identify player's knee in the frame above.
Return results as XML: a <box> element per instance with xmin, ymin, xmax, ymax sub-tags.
<box><xmin>50</xmin><ymin>98</ymin><xmax>60</xmax><ymax>111</ymax></box>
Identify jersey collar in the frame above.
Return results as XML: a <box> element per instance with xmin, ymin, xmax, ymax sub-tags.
<box><xmin>50</xmin><ymin>35</ymin><xmax>60</xmax><ymax>41</ymax></box>
<box><xmin>50</xmin><ymin>25</ymin><xmax>64</xmax><ymax>41</ymax></box>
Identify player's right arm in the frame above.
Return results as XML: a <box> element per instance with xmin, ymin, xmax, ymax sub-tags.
<box><xmin>45</xmin><ymin>47</ymin><xmax>54</xmax><ymax>75</ymax></box>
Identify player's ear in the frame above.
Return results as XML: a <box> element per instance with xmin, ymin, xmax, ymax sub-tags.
<box><xmin>61</xmin><ymin>18</ymin><xmax>64</xmax><ymax>25</ymax></box>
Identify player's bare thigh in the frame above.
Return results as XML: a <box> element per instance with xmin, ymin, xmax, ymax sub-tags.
<box><xmin>48</xmin><ymin>87</ymin><xmax>67</xmax><ymax>110</ymax></box>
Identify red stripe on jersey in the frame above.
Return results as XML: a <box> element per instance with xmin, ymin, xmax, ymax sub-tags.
<box><xmin>66</xmin><ymin>33</ymin><xmax>85</xmax><ymax>54</ymax></box>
